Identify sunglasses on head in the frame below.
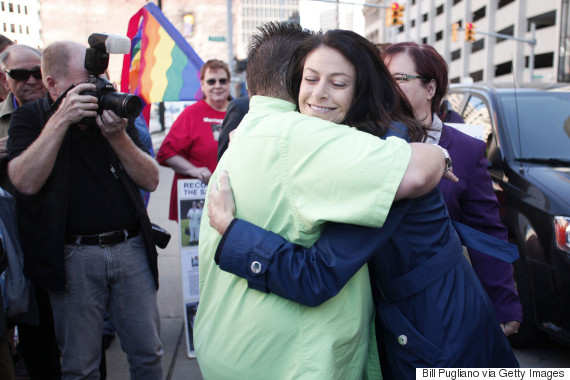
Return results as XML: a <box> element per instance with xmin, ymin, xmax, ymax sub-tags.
<box><xmin>5</xmin><ymin>68</ymin><xmax>42</xmax><ymax>81</ymax></box>
<box><xmin>206</xmin><ymin>78</ymin><xmax>228</xmax><ymax>86</ymax></box>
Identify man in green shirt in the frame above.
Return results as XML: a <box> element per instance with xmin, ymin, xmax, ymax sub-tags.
<box><xmin>195</xmin><ymin>22</ymin><xmax>454</xmax><ymax>379</ymax></box>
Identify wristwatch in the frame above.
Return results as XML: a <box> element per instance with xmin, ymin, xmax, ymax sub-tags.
<box><xmin>437</xmin><ymin>145</ymin><xmax>452</xmax><ymax>173</ymax></box>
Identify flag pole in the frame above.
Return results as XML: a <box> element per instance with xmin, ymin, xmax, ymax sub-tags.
<box><xmin>156</xmin><ymin>0</ymin><xmax>165</xmax><ymax>132</ymax></box>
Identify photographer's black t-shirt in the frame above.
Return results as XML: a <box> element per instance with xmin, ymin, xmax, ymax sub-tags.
<box><xmin>65</xmin><ymin>125</ymin><xmax>138</xmax><ymax>235</ymax></box>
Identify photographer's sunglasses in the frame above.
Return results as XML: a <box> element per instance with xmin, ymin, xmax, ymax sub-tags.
<box><xmin>206</xmin><ymin>78</ymin><xmax>228</xmax><ymax>86</ymax></box>
<box><xmin>5</xmin><ymin>68</ymin><xmax>42</xmax><ymax>81</ymax></box>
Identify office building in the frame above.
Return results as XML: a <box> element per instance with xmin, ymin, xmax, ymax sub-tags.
<box><xmin>0</xmin><ymin>0</ymin><xmax>41</xmax><ymax>47</ymax></box>
<box><xmin>363</xmin><ymin>0</ymin><xmax>569</xmax><ymax>83</ymax></box>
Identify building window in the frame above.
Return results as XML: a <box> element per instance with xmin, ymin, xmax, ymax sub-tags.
<box><xmin>423</xmin><ymin>13</ymin><xmax>428</xmax><ymax>22</ymax></box>
<box><xmin>498</xmin><ymin>0</ymin><xmax>515</xmax><ymax>9</ymax></box>
<box><xmin>451</xmin><ymin>49</ymin><xmax>461</xmax><ymax>61</ymax></box>
<box><xmin>26</xmin><ymin>25</ymin><xmax>28</xmax><ymax>34</ymax></box>
<box><xmin>411</xmin><ymin>19</ymin><xmax>416</xmax><ymax>27</ymax></box>
<box><xmin>398</xmin><ymin>25</ymin><xmax>404</xmax><ymax>33</ymax></box>
<box><xmin>453</xmin><ymin>0</ymin><xmax>462</xmax><ymax>4</ymax></box>
<box><xmin>24</xmin><ymin>5</ymin><xmax>26</xmax><ymax>14</ymax></box>
<box><xmin>436</xmin><ymin>5</ymin><xmax>444</xmax><ymax>16</ymax></box>
<box><xmin>10</xmin><ymin>23</ymin><xmax>14</xmax><ymax>32</ymax></box>
<box><xmin>1</xmin><ymin>2</ymin><xmax>4</xmax><ymax>11</ymax></box>
<box><xmin>450</xmin><ymin>76</ymin><xmax>461</xmax><ymax>83</ymax></box>
<box><xmin>412</xmin><ymin>0</ymin><xmax>416</xmax><ymax>4</ymax></box>
<box><xmin>495</xmin><ymin>60</ymin><xmax>512</xmax><ymax>77</ymax></box>
<box><xmin>528</xmin><ymin>10</ymin><xmax>556</xmax><ymax>31</ymax></box>
<box><xmin>18</xmin><ymin>24</ymin><xmax>21</xmax><ymax>33</ymax></box>
<box><xmin>471</xmin><ymin>38</ymin><xmax>484</xmax><ymax>53</ymax></box>
<box><xmin>470</xmin><ymin>69</ymin><xmax>483</xmax><ymax>82</ymax></box>
<box><xmin>2</xmin><ymin>23</ymin><xmax>5</xmax><ymax>32</ymax></box>
<box><xmin>422</xmin><ymin>37</ymin><xmax>428</xmax><ymax>44</ymax></box>
<box><xmin>527</xmin><ymin>52</ymin><xmax>554</xmax><ymax>69</ymax></box>
<box><xmin>473</xmin><ymin>6</ymin><xmax>485</xmax><ymax>22</ymax></box>
<box><xmin>8</xmin><ymin>2</ymin><xmax>13</xmax><ymax>12</ymax></box>
<box><xmin>436</xmin><ymin>30</ymin><xmax>443</xmax><ymax>41</ymax></box>
<box><xmin>496</xmin><ymin>25</ymin><xmax>514</xmax><ymax>43</ymax></box>
<box><xmin>16</xmin><ymin>3</ymin><xmax>19</xmax><ymax>13</ymax></box>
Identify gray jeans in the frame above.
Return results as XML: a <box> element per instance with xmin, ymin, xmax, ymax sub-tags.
<box><xmin>49</xmin><ymin>235</ymin><xmax>163</xmax><ymax>380</ymax></box>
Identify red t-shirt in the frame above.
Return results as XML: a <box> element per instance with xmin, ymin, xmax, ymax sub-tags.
<box><xmin>156</xmin><ymin>100</ymin><xmax>226</xmax><ymax>220</ymax></box>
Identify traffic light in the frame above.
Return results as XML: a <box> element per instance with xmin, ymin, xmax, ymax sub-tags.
<box><xmin>392</xmin><ymin>3</ymin><xmax>404</xmax><ymax>26</ymax></box>
<box><xmin>386</xmin><ymin>2</ymin><xmax>404</xmax><ymax>27</ymax></box>
<box><xmin>465</xmin><ymin>22</ymin><xmax>476</xmax><ymax>42</ymax></box>
<box><xmin>451</xmin><ymin>23</ymin><xmax>459</xmax><ymax>42</ymax></box>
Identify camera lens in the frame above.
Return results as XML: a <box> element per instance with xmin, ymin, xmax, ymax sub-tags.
<box><xmin>121</xmin><ymin>94</ymin><xmax>143</xmax><ymax>118</ymax></box>
<box><xmin>99</xmin><ymin>92</ymin><xmax>142</xmax><ymax>119</ymax></box>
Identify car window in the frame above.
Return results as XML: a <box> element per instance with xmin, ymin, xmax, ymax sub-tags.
<box><xmin>461</xmin><ymin>95</ymin><xmax>493</xmax><ymax>143</ymax></box>
<box><xmin>446</xmin><ymin>93</ymin><xmax>465</xmax><ymax>114</ymax></box>
<box><xmin>498</xmin><ymin>92</ymin><xmax>570</xmax><ymax>160</ymax></box>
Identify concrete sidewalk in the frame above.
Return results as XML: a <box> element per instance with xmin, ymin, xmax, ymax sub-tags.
<box><xmin>105</xmin><ymin>131</ymin><xmax>204</xmax><ymax>380</ymax></box>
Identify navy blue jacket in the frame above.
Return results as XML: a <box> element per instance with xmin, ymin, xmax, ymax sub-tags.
<box><xmin>216</xmin><ymin>192</ymin><xmax>519</xmax><ymax>377</ymax></box>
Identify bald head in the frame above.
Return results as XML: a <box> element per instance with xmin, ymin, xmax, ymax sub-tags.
<box><xmin>42</xmin><ymin>41</ymin><xmax>86</xmax><ymax>82</ymax></box>
<box><xmin>42</xmin><ymin>41</ymin><xmax>89</xmax><ymax>99</ymax></box>
<box><xmin>0</xmin><ymin>44</ymin><xmax>41</xmax><ymax>69</ymax></box>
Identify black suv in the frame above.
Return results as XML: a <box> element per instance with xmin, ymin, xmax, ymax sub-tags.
<box><xmin>446</xmin><ymin>83</ymin><xmax>570</xmax><ymax>347</ymax></box>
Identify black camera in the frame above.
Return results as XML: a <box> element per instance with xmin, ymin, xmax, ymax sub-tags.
<box><xmin>82</xmin><ymin>33</ymin><xmax>142</xmax><ymax>125</ymax></box>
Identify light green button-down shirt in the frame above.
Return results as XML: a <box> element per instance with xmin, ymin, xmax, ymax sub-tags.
<box><xmin>195</xmin><ymin>96</ymin><xmax>411</xmax><ymax>380</ymax></box>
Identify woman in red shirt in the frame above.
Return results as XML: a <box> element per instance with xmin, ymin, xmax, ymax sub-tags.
<box><xmin>157</xmin><ymin>59</ymin><xmax>232</xmax><ymax>220</ymax></box>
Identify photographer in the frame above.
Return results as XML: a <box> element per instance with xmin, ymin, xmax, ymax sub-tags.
<box><xmin>7</xmin><ymin>40</ymin><xmax>162</xmax><ymax>379</ymax></box>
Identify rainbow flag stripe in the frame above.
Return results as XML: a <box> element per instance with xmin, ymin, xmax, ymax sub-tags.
<box><xmin>121</xmin><ymin>3</ymin><xmax>204</xmax><ymax>103</ymax></box>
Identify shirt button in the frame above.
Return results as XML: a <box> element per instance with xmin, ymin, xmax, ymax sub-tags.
<box><xmin>250</xmin><ymin>261</ymin><xmax>262</xmax><ymax>274</ymax></box>
<box><xmin>398</xmin><ymin>335</ymin><xmax>407</xmax><ymax>345</ymax></box>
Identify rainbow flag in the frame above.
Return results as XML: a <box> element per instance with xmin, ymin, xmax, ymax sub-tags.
<box><xmin>121</xmin><ymin>3</ymin><xmax>204</xmax><ymax>104</ymax></box>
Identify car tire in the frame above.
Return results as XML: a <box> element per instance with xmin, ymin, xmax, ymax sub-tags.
<box><xmin>508</xmin><ymin>244</ymin><xmax>545</xmax><ymax>348</ymax></box>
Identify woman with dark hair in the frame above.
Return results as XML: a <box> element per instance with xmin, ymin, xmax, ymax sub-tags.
<box><xmin>382</xmin><ymin>42</ymin><xmax>522</xmax><ymax>337</ymax></box>
<box><xmin>207</xmin><ymin>30</ymin><xmax>518</xmax><ymax>378</ymax></box>
<box><xmin>286</xmin><ymin>31</ymin><xmax>422</xmax><ymax>141</ymax></box>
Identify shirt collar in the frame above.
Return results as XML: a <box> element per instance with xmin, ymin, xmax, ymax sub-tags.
<box><xmin>425</xmin><ymin>113</ymin><xmax>443</xmax><ymax>145</ymax></box>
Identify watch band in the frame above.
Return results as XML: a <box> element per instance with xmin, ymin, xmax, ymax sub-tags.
<box><xmin>436</xmin><ymin>145</ymin><xmax>452</xmax><ymax>174</ymax></box>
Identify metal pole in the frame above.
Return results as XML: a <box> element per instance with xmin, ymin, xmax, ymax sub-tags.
<box><xmin>227</xmin><ymin>0</ymin><xmax>234</xmax><ymax>79</ymax></box>
<box><xmin>336</xmin><ymin>0</ymin><xmax>340</xmax><ymax>29</ymax></box>
<box><xmin>157</xmin><ymin>0</ymin><xmax>165</xmax><ymax>131</ymax></box>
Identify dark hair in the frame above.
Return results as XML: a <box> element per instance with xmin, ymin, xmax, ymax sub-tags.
<box><xmin>286</xmin><ymin>29</ymin><xmax>424</xmax><ymax>141</ymax></box>
<box><xmin>246</xmin><ymin>22</ymin><xmax>312</xmax><ymax>100</ymax></box>
<box><xmin>382</xmin><ymin>42</ymin><xmax>449</xmax><ymax>117</ymax></box>
<box><xmin>0</xmin><ymin>34</ymin><xmax>14</xmax><ymax>53</ymax></box>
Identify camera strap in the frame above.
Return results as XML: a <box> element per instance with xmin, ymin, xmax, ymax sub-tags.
<box><xmin>47</xmin><ymin>84</ymin><xmax>77</xmax><ymax>117</ymax></box>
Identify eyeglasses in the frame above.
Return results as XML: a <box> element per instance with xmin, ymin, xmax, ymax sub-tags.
<box><xmin>392</xmin><ymin>73</ymin><xmax>423</xmax><ymax>84</ymax></box>
<box><xmin>5</xmin><ymin>68</ymin><xmax>42</xmax><ymax>81</ymax></box>
<box><xmin>205</xmin><ymin>78</ymin><xmax>229</xmax><ymax>86</ymax></box>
